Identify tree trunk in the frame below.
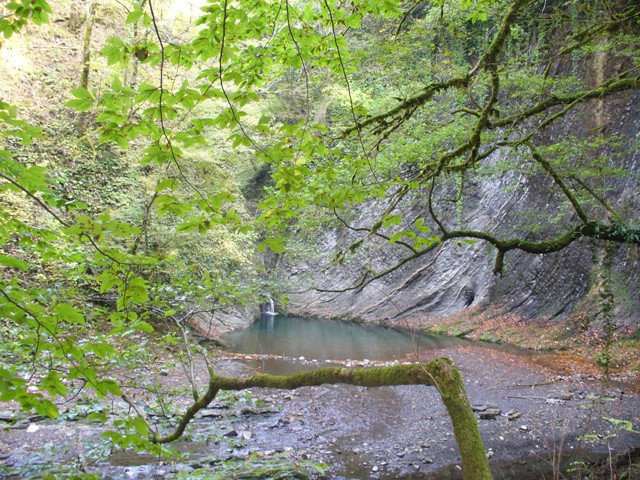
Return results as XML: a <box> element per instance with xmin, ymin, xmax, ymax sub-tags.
<box><xmin>77</xmin><ymin>0</ymin><xmax>97</xmax><ymax>134</ymax></box>
<box><xmin>152</xmin><ymin>358</ymin><xmax>493</xmax><ymax>480</ymax></box>
<box><xmin>80</xmin><ymin>0</ymin><xmax>97</xmax><ymax>90</ymax></box>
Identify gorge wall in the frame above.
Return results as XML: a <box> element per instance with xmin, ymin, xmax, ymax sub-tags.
<box><xmin>281</xmin><ymin>59</ymin><xmax>640</xmax><ymax>331</ymax></box>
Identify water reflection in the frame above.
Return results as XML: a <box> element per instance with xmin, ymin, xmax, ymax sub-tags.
<box><xmin>223</xmin><ymin>314</ymin><xmax>468</xmax><ymax>361</ymax></box>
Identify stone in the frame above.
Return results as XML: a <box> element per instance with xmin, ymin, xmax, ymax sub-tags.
<box><xmin>11</xmin><ymin>420</ymin><xmax>29</xmax><ymax>430</ymax></box>
<box><xmin>223</xmin><ymin>430</ymin><xmax>238</xmax><ymax>437</ymax></box>
<box><xmin>199</xmin><ymin>409</ymin><xmax>224</xmax><ymax>418</ymax></box>
<box><xmin>0</xmin><ymin>411</ymin><xmax>15</xmax><ymax>422</ymax></box>
<box><xmin>506</xmin><ymin>409</ymin><xmax>521</xmax><ymax>421</ymax></box>
<box><xmin>472</xmin><ymin>404</ymin><xmax>488</xmax><ymax>412</ymax></box>
<box><xmin>26</xmin><ymin>423</ymin><xmax>39</xmax><ymax>433</ymax></box>
<box><xmin>479</xmin><ymin>408</ymin><xmax>501</xmax><ymax>420</ymax></box>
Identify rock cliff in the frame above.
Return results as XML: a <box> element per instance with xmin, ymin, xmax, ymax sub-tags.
<box><xmin>282</xmin><ymin>62</ymin><xmax>640</xmax><ymax>330</ymax></box>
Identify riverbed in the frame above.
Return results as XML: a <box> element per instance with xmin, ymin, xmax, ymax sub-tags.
<box><xmin>1</xmin><ymin>315</ymin><xmax>638</xmax><ymax>479</ymax></box>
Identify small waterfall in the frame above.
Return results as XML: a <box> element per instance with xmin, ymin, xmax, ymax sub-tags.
<box><xmin>262</xmin><ymin>298</ymin><xmax>275</xmax><ymax>316</ymax></box>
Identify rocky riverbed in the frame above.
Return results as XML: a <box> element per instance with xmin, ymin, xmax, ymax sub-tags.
<box><xmin>1</xmin><ymin>343</ymin><xmax>639</xmax><ymax>479</ymax></box>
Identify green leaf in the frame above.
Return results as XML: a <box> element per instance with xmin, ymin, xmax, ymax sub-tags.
<box><xmin>96</xmin><ymin>379</ymin><xmax>122</xmax><ymax>397</ymax></box>
<box><xmin>389</xmin><ymin>230</ymin><xmax>415</xmax><ymax>244</ymax></box>
<box><xmin>71</xmin><ymin>88</ymin><xmax>92</xmax><ymax>99</ymax></box>
<box><xmin>0</xmin><ymin>254</ymin><xmax>28</xmax><ymax>270</ymax></box>
<box><xmin>97</xmin><ymin>270</ymin><xmax>122</xmax><ymax>293</ymax></box>
<box><xmin>126</xmin><ymin>9</ymin><xmax>142</xmax><ymax>24</ymax></box>
<box><xmin>53</xmin><ymin>303</ymin><xmax>85</xmax><ymax>325</ymax></box>
<box><xmin>34</xmin><ymin>399</ymin><xmax>59</xmax><ymax>419</ymax></box>
<box><xmin>132</xmin><ymin>416</ymin><xmax>148</xmax><ymax>436</ymax></box>
<box><xmin>264</xmin><ymin>237</ymin><xmax>286</xmax><ymax>253</ymax></box>
<box><xmin>88</xmin><ymin>412</ymin><xmax>108</xmax><ymax>423</ymax></box>
<box><xmin>414</xmin><ymin>218</ymin><xmax>431</xmax><ymax>234</ymax></box>
<box><xmin>382</xmin><ymin>215</ymin><xmax>402</xmax><ymax>228</ymax></box>
<box><xmin>132</xmin><ymin>321</ymin><xmax>154</xmax><ymax>332</ymax></box>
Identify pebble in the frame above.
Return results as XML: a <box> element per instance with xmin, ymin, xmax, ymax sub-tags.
<box><xmin>26</xmin><ymin>423</ymin><xmax>39</xmax><ymax>433</ymax></box>
<box><xmin>507</xmin><ymin>409</ymin><xmax>521</xmax><ymax>421</ymax></box>
<box><xmin>520</xmin><ymin>425</ymin><xmax>529</xmax><ymax>431</ymax></box>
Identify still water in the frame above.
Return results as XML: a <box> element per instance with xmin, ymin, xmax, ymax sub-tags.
<box><xmin>223</xmin><ymin>314</ymin><xmax>469</xmax><ymax>361</ymax></box>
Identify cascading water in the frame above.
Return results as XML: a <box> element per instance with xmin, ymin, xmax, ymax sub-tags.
<box><xmin>262</xmin><ymin>298</ymin><xmax>275</xmax><ymax>316</ymax></box>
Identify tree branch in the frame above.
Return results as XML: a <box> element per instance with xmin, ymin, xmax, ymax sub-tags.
<box><xmin>152</xmin><ymin>358</ymin><xmax>493</xmax><ymax>480</ymax></box>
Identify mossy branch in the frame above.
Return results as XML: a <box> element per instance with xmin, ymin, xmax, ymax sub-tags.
<box><xmin>152</xmin><ymin>358</ymin><xmax>493</xmax><ymax>480</ymax></box>
<box><xmin>317</xmin><ymin>218</ymin><xmax>640</xmax><ymax>291</ymax></box>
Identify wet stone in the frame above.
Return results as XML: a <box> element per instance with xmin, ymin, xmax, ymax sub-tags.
<box><xmin>479</xmin><ymin>408</ymin><xmax>501</xmax><ymax>420</ymax></box>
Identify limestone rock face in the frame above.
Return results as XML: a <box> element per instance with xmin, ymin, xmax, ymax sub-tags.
<box><xmin>191</xmin><ymin>305</ymin><xmax>260</xmax><ymax>337</ymax></box>
<box><xmin>281</xmin><ymin>87</ymin><xmax>640</xmax><ymax>328</ymax></box>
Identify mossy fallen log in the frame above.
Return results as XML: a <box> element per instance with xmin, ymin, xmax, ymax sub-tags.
<box><xmin>153</xmin><ymin>357</ymin><xmax>492</xmax><ymax>480</ymax></box>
